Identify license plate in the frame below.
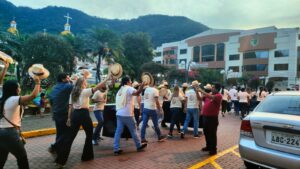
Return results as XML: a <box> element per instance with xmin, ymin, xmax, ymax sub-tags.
<box><xmin>268</xmin><ymin>131</ymin><xmax>300</xmax><ymax>148</ymax></box>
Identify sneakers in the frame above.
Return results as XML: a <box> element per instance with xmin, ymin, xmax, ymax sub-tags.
<box><xmin>158</xmin><ymin>135</ymin><xmax>167</xmax><ymax>142</ymax></box>
<box><xmin>97</xmin><ymin>136</ymin><xmax>104</xmax><ymax>141</ymax></box>
<box><xmin>137</xmin><ymin>143</ymin><xmax>147</xmax><ymax>152</ymax></box>
<box><xmin>167</xmin><ymin>133</ymin><xmax>173</xmax><ymax>138</ymax></box>
<box><xmin>193</xmin><ymin>135</ymin><xmax>200</xmax><ymax>138</ymax></box>
<box><xmin>92</xmin><ymin>140</ymin><xmax>98</xmax><ymax>145</ymax></box>
<box><xmin>55</xmin><ymin>163</ymin><xmax>65</xmax><ymax>169</ymax></box>
<box><xmin>114</xmin><ymin>149</ymin><xmax>123</xmax><ymax>156</ymax></box>
<box><xmin>141</xmin><ymin>139</ymin><xmax>148</xmax><ymax>144</ymax></box>
<box><xmin>180</xmin><ymin>132</ymin><xmax>185</xmax><ymax>139</ymax></box>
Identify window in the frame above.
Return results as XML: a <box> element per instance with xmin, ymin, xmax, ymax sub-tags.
<box><xmin>243</xmin><ymin>64</ymin><xmax>268</xmax><ymax>71</ymax></box>
<box><xmin>155</xmin><ymin>52</ymin><xmax>162</xmax><ymax>57</ymax></box>
<box><xmin>228</xmin><ymin>66</ymin><xmax>239</xmax><ymax>72</ymax></box>
<box><xmin>163</xmin><ymin>50</ymin><xmax>175</xmax><ymax>55</ymax></box>
<box><xmin>216</xmin><ymin>43</ymin><xmax>225</xmax><ymax>61</ymax></box>
<box><xmin>229</xmin><ymin>54</ymin><xmax>240</xmax><ymax>60</ymax></box>
<box><xmin>193</xmin><ymin>46</ymin><xmax>200</xmax><ymax>62</ymax></box>
<box><xmin>298</xmin><ymin>34</ymin><xmax>300</xmax><ymax>40</ymax></box>
<box><xmin>298</xmin><ymin>47</ymin><xmax>300</xmax><ymax>58</ymax></box>
<box><xmin>244</xmin><ymin>51</ymin><xmax>269</xmax><ymax>59</ymax></box>
<box><xmin>274</xmin><ymin>64</ymin><xmax>288</xmax><ymax>71</ymax></box>
<box><xmin>202</xmin><ymin>44</ymin><xmax>215</xmax><ymax>62</ymax></box>
<box><xmin>275</xmin><ymin>50</ymin><xmax>289</xmax><ymax>57</ymax></box>
<box><xmin>180</xmin><ymin>49</ymin><xmax>187</xmax><ymax>54</ymax></box>
<box><xmin>169</xmin><ymin>59</ymin><xmax>177</xmax><ymax>64</ymax></box>
<box><xmin>256</xmin><ymin>95</ymin><xmax>300</xmax><ymax>115</ymax></box>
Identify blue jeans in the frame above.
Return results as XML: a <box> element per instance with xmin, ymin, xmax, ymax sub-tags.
<box><xmin>113</xmin><ymin>116</ymin><xmax>141</xmax><ymax>151</ymax></box>
<box><xmin>141</xmin><ymin>108</ymin><xmax>161</xmax><ymax>140</ymax></box>
<box><xmin>93</xmin><ymin>110</ymin><xmax>104</xmax><ymax>140</ymax></box>
<box><xmin>182</xmin><ymin>108</ymin><xmax>199</xmax><ymax>136</ymax></box>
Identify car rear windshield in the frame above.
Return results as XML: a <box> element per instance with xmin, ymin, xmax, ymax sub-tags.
<box><xmin>255</xmin><ymin>95</ymin><xmax>300</xmax><ymax>115</ymax></box>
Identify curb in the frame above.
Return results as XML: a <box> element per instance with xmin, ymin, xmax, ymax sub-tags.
<box><xmin>22</xmin><ymin>122</ymin><xmax>98</xmax><ymax>139</ymax></box>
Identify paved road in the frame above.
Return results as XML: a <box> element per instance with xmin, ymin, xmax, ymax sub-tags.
<box><xmin>4</xmin><ymin>112</ymin><xmax>247</xmax><ymax>169</ymax></box>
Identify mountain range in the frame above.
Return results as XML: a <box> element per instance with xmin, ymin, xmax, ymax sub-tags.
<box><xmin>0</xmin><ymin>0</ymin><xmax>209</xmax><ymax>46</ymax></box>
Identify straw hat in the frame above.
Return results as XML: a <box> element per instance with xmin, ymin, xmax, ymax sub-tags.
<box><xmin>28</xmin><ymin>64</ymin><xmax>49</xmax><ymax>79</ymax></box>
<box><xmin>80</xmin><ymin>69</ymin><xmax>92</xmax><ymax>79</ymax></box>
<box><xmin>141</xmin><ymin>72</ymin><xmax>154</xmax><ymax>86</ymax></box>
<box><xmin>182</xmin><ymin>83</ymin><xmax>188</xmax><ymax>88</ymax></box>
<box><xmin>0</xmin><ymin>51</ymin><xmax>13</xmax><ymax>64</ymax></box>
<box><xmin>191</xmin><ymin>80</ymin><xmax>200</xmax><ymax>87</ymax></box>
<box><xmin>109</xmin><ymin>63</ymin><xmax>123</xmax><ymax>79</ymax></box>
<box><xmin>132</xmin><ymin>81</ymin><xmax>139</xmax><ymax>88</ymax></box>
<box><xmin>204</xmin><ymin>83</ymin><xmax>212</xmax><ymax>90</ymax></box>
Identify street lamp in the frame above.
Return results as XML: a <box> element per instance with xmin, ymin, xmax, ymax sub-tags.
<box><xmin>220</xmin><ymin>69</ymin><xmax>233</xmax><ymax>86</ymax></box>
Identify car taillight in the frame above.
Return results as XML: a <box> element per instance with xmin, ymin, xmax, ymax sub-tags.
<box><xmin>240</xmin><ymin>120</ymin><xmax>253</xmax><ymax>138</ymax></box>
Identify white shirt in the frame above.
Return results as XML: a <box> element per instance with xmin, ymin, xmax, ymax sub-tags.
<box><xmin>185</xmin><ymin>89</ymin><xmax>201</xmax><ymax>109</ymax></box>
<box><xmin>229</xmin><ymin>88</ymin><xmax>238</xmax><ymax>101</ymax></box>
<box><xmin>92</xmin><ymin>90</ymin><xmax>107</xmax><ymax>111</ymax></box>
<box><xmin>221</xmin><ymin>89</ymin><xmax>230</xmax><ymax>101</ymax></box>
<box><xmin>144</xmin><ymin>87</ymin><xmax>159</xmax><ymax>110</ymax></box>
<box><xmin>238</xmin><ymin>91</ymin><xmax>250</xmax><ymax>103</ymax></box>
<box><xmin>170</xmin><ymin>94</ymin><xmax>184</xmax><ymax>108</ymax></box>
<box><xmin>0</xmin><ymin>96</ymin><xmax>23</xmax><ymax>128</ymax></box>
<box><xmin>70</xmin><ymin>88</ymin><xmax>93</xmax><ymax>109</ymax></box>
<box><xmin>256</xmin><ymin>91</ymin><xmax>267</xmax><ymax>102</ymax></box>
<box><xmin>116</xmin><ymin>86</ymin><xmax>136</xmax><ymax>116</ymax></box>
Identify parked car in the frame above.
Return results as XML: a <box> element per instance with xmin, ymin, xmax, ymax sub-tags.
<box><xmin>239</xmin><ymin>91</ymin><xmax>300</xmax><ymax>169</ymax></box>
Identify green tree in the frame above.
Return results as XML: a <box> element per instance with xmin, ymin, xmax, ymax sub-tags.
<box><xmin>122</xmin><ymin>32</ymin><xmax>153</xmax><ymax>78</ymax></box>
<box><xmin>195</xmin><ymin>68</ymin><xmax>223</xmax><ymax>86</ymax></box>
<box><xmin>22</xmin><ymin>33</ymin><xmax>75</xmax><ymax>82</ymax></box>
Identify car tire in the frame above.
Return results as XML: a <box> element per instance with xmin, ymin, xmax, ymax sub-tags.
<box><xmin>244</xmin><ymin>161</ymin><xmax>259</xmax><ymax>169</ymax></box>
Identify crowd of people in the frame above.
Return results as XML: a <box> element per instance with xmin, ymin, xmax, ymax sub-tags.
<box><xmin>0</xmin><ymin>66</ymin><xmax>276</xmax><ymax>169</ymax></box>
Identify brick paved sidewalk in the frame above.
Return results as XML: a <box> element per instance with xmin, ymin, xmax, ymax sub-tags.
<box><xmin>5</xmin><ymin>113</ymin><xmax>245</xmax><ymax>169</ymax></box>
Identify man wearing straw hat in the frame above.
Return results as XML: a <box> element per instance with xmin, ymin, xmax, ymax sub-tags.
<box><xmin>181</xmin><ymin>80</ymin><xmax>202</xmax><ymax>139</ymax></box>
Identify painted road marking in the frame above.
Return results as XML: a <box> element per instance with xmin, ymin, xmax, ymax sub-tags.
<box><xmin>189</xmin><ymin>145</ymin><xmax>240</xmax><ymax>169</ymax></box>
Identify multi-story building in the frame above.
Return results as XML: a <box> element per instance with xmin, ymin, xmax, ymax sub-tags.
<box><xmin>153</xmin><ymin>26</ymin><xmax>300</xmax><ymax>90</ymax></box>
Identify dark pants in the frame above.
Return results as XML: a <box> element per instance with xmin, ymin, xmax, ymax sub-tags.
<box><xmin>169</xmin><ymin>108</ymin><xmax>181</xmax><ymax>134</ymax></box>
<box><xmin>52</xmin><ymin>117</ymin><xmax>70</xmax><ymax>151</ymax></box>
<box><xmin>93</xmin><ymin>110</ymin><xmax>104</xmax><ymax>140</ymax></box>
<box><xmin>0</xmin><ymin>128</ymin><xmax>29</xmax><ymax>169</ymax></box>
<box><xmin>240</xmin><ymin>102</ymin><xmax>249</xmax><ymax>118</ymax></box>
<box><xmin>134</xmin><ymin>108</ymin><xmax>140</xmax><ymax>127</ymax></box>
<box><xmin>203</xmin><ymin>116</ymin><xmax>219</xmax><ymax>152</ymax></box>
<box><xmin>232</xmin><ymin>100</ymin><xmax>240</xmax><ymax>115</ymax></box>
<box><xmin>56</xmin><ymin>108</ymin><xmax>94</xmax><ymax>165</ymax></box>
<box><xmin>221</xmin><ymin>100</ymin><xmax>228</xmax><ymax>113</ymax></box>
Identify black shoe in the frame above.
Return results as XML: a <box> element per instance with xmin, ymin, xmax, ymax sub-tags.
<box><xmin>48</xmin><ymin>145</ymin><xmax>56</xmax><ymax>154</ymax></box>
<box><xmin>167</xmin><ymin>133</ymin><xmax>173</xmax><ymax>138</ymax></box>
<box><xmin>209</xmin><ymin>150</ymin><xmax>217</xmax><ymax>155</ymax></box>
<box><xmin>97</xmin><ymin>137</ymin><xmax>104</xmax><ymax>141</ymax></box>
<box><xmin>161</xmin><ymin>123</ymin><xmax>168</xmax><ymax>128</ymax></box>
<box><xmin>193</xmin><ymin>135</ymin><xmax>200</xmax><ymax>138</ymax></box>
<box><xmin>81</xmin><ymin>157</ymin><xmax>94</xmax><ymax>161</ymax></box>
<box><xmin>180</xmin><ymin>132</ymin><xmax>185</xmax><ymax>139</ymax></box>
<box><xmin>137</xmin><ymin>143</ymin><xmax>147</xmax><ymax>152</ymax></box>
<box><xmin>141</xmin><ymin>139</ymin><xmax>148</xmax><ymax>144</ymax></box>
<box><xmin>201</xmin><ymin>147</ymin><xmax>210</xmax><ymax>152</ymax></box>
<box><xmin>114</xmin><ymin>149</ymin><xmax>123</xmax><ymax>156</ymax></box>
<box><xmin>158</xmin><ymin>135</ymin><xmax>167</xmax><ymax>142</ymax></box>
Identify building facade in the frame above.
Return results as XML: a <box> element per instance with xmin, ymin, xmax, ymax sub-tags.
<box><xmin>153</xmin><ymin>26</ymin><xmax>300</xmax><ymax>90</ymax></box>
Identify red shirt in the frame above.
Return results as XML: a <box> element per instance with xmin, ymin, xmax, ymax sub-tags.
<box><xmin>202</xmin><ymin>93</ymin><xmax>222</xmax><ymax>116</ymax></box>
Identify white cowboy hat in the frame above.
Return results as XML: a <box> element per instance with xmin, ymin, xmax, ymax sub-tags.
<box><xmin>204</xmin><ymin>83</ymin><xmax>212</xmax><ymax>90</ymax></box>
<box><xmin>141</xmin><ymin>72</ymin><xmax>154</xmax><ymax>86</ymax></box>
<box><xmin>80</xmin><ymin>69</ymin><xmax>92</xmax><ymax>79</ymax></box>
<box><xmin>191</xmin><ymin>80</ymin><xmax>200</xmax><ymax>87</ymax></box>
<box><xmin>28</xmin><ymin>64</ymin><xmax>49</xmax><ymax>80</ymax></box>
<box><xmin>182</xmin><ymin>83</ymin><xmax>188</xmax><ymax>88</ymax></box>
<box><xmin>0</xmin><ymin>51</ymin><xmax>14</xmax><ymax>64</ymax></box>
<box><xmin>132</xmin><ymin>81</ymin><xmax>139</xmax><ymax>88</ymax></box>
<box><xmin>109</xmin><ymin>63</ymin><xmax>123</xmax><ymax>79</ymax></box>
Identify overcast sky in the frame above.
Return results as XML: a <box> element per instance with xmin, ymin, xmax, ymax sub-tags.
<box><xmin>8</xmin><ymin>0</ymin><xmax>300</xmax><ymax>29</ymax></box>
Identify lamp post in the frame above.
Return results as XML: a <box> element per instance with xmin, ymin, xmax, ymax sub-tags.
<box><xmin>220</xmin><ymin>69</ymin><xmax>233</xmax><ymax>86</ymax></box>
<box><xmin>96</xmin><ymin>43</ymin><xmax>110</xmax><ymax>83</ymax></box>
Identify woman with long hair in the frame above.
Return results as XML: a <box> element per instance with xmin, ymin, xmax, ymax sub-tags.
<box><xmin>0</xmin><ymin>77</ymin><xmax>41</xmax><ymax>169</ymax></box>
<box><xmin>55</xmin><ymin>77</ymin><xmax>108</xmax><ymax>167</ymax></box>
<box><xmin>168</xmin><ymin>86</ymin><xmax>184</xmax><ymax>138</ymax></box>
